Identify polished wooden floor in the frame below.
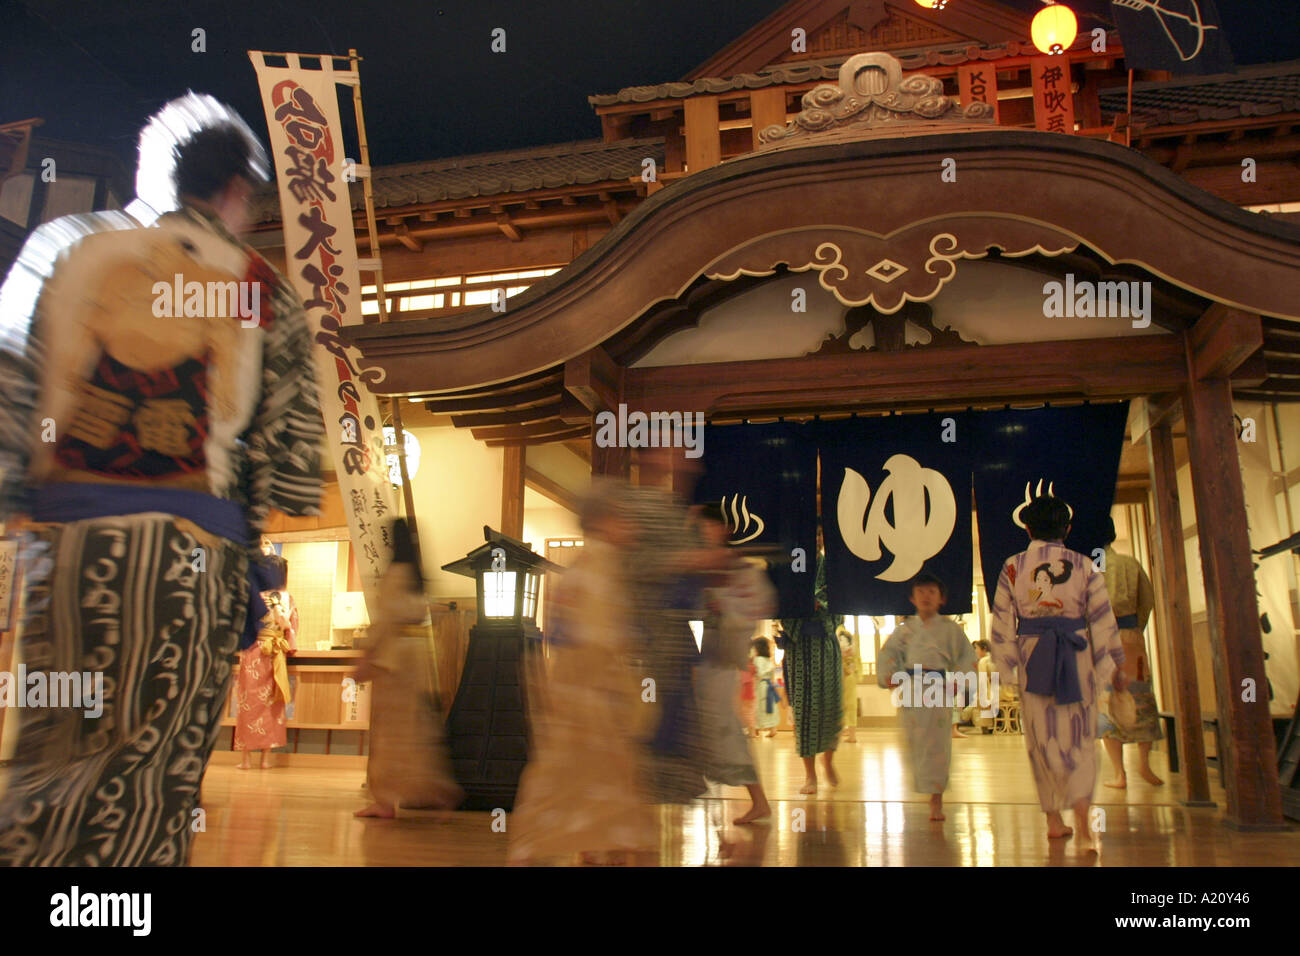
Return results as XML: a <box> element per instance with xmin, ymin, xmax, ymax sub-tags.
<box><xmin>189</xmin><ymin>727</ymin><xmax>1300</xmax><ymax>866</ymax></box>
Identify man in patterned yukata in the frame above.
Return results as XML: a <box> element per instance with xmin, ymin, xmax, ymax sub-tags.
<box><xmin>989</xmin><ymin>497</ymin><xmax>1127</xmax><ymax>850</ymax></box>
<box><xmin>0</xmin><ymin>96</ymin><xmax>323</xmax><ymax>865</ymax></box>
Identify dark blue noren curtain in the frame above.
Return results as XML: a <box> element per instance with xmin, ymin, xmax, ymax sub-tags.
<box><xmin>692</xmin><ymin>421</ymin><xmax>817</xmax><ymax>618</ymax></box>
<box><xmin>971</xmin><ymin>402</ymin><xmax>1130</xmax><ymax>611</ymax></box>
<box><xmin>1109</xmin><ymin>0</ymin><xmax>1235</xmax><ymax>76</ymax></box>
<box><xmin>819</xmin><ymin>413</ymin><xmax>973</xmax><ymax>616</ymax></box>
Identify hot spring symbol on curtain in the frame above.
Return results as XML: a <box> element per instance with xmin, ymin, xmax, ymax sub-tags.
<box><xmin>837</xmin><ymin>453</ymin><xmax>956</xmax><ymax>581</ymax></box>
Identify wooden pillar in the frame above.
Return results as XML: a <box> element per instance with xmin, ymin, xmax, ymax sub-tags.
<box><xmin>501</xmin><ymin>444</ymin><xmax>525</xmax><ymax>538</ymax></box>
<box><xmin>1146</xmin><ymin>417</ymin><xmax>1214</xmax><ymax>805</ymax></box>
<box><xmin>1181</xmin><ymin>369</ymin><xmax>1285</xmax><ymax>827</ymax></box>
<box><xmin>683</xmin><ymin>95</ymin><xmax>721</xmax><ymax>172</ymax></box>
<box><xmin>589</xmin><ymin>420</ymin><xmax>629</xmax><ymax>479</ymax></box>
<box><xmin>749</xmin><ymin>88</ymin><xmax>787</xmax><ymax>150</ymax></box>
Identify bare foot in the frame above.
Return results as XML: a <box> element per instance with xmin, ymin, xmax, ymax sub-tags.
<box><xmin>1046</xmin><ymin>812</ymin><xmax>1073</xmax><ymax>839</ymax></box>
<box><xmin>1104</xmin><ymin>778</ymin><xmax>1127</xmax><ymax>789</ymax></box>
<box><xmin>822</xmin><ymin>757</ymin><xmax>839</xmax><ymax>788</ymax></box>
<box><xmin>734</xmin><ymin>804</ymin><xmax>772</xmax><ymax>825</ymax></box>
<box><xmin>799</xmin><ymin>779</ymin><xmax>817</xmax><ymax>794</ymax></box>
<box><xmin>355</xmin><ymin>803</ymin><xmax>395</xmax><ymax>819</ymax></box>
<box><xmin>929</xmin><ymin>795</ymin><xmax>945</xmax><ymax>821</ymax></box>
<box><xmin>236</xmin><ymin>762</ymin><xmax>251</xmax><ymax>771</ymax></box>
<box><xmin>1139</xmin><ymin>767</ymin><xmax>1165</xmax><ymax>786</ymax></box>
<box><xmin>952</xmin><ymin>728</ymin><xmax>968</xmax><ymax>738</ymax></box>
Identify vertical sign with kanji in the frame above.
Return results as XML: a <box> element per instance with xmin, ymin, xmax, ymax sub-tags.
<box><xmin>249</xmin><ymin>52</ymin><xmax>396</xmax><ymax>613</ymax></box>
<box><xmin>1030</xmin><ymin>56</ymin><xmax>1076</xmax><ymax>134</ymax></box>
<box><xmin>957</xmin><ymin>64</ymin><xmax>1000</xmax><ymax>123</ymax></box>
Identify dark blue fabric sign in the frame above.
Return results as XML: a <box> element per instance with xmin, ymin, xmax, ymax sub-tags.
<box><xmin>819</xmin><ymin>413</ymin><xmax>973</xmax><ymax>616</ymax></box>
<box><xmin>1109</xmin><ymin>1</ymin><xmax>1235</xmax><ymax>76</ymax></box>
<box><xmin>692</xmin><ymin>421</ymin><xmax>817</xmax><ymax>618</ymax></box>
<box><xmin>971</xmin><ymin>402</ymin><xmax>1130</xmax><ymax>611</ymax></box>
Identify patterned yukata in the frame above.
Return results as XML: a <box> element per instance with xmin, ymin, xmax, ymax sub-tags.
<box><xmin>1099</xmin><ymin>546</ymin><xmax>1162</xmax><ymax>743</ymax></box>
<box><xmin>621</xmin><ymin>486</ymin><xmax>709</xmax><ymax>804</ymax></box>
<box><xmin>697</xmin><ymin>560</ymin><xmax>776</xmax><ymax>786</ymax></box>
<box><xmin>779</xmin><ymin>557</ymin><xmax>842</xmax><ymax>758</ymax></box>
<box><xmin>989</xmin><ymin>540</ymin><xmax>1125</xmax><ymax>812</ymax></box>
<box><xmin>0</xmin><ymin>205</ymin><xmax>323</xmax><ymax>865</ymax></box>
<box><xmin>753</xmin><ymin>655</ymin><xmax>780</xmax><ymax>730</ymax></box>
<box><xmin>877</xmin><ymin>616</ymin><xmax>976</xmax><ymax>794</ymax></box>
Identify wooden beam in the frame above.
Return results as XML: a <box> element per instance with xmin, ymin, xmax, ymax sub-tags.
<box><xmin>452</xmin><ymin>398</ymin><xmax>565</xmax><ymax>428</ymax></box>
<box><xmin>603</xmin><ymin>200</ymin><xmax>621</xmax><ymax>226</ymax></box>
<box><xmin>424</xmin><ymin>383</ymin><xmax>561</xmax><ymax>414</ymax></box>
<box><xmin>486</xmin><ymin>426</ymin><xmax>587</xmax><ymax>448</ymax></box>
<box><xmin>501</xmin><ymin>445</ymin><xmax>525</xmax><ymax>538</ymax></box>
<box><xmin>393</xmin><ymin>224</ymin><xmax>422</xmax><ymax>253</ymax></box>
<box><xmin>589</xmin><ymin>410</ymin><xmax>629</xmax><ymax>479</ymax></box>
<box><xmin>683</xmin><ymin>94</ymin><xmax>721</xmax><ymax>172</ymax></box>
<box><xmin>1129</xmin><ymin>393</ymin><xmax>1181</xmax><ymax>443</ymax></box>
<box><xmin>471</xmin><ymin>418</ymin><xmax>582</xmax><ymax>442</ymax></box>
<box><xmin>1188</xmin><ymin>304</ymin><xmax>1263</xmax><ymax>380</ymax></box>
<box><xmin>749</xmin><ymin>87</ymin><xmax>787</xmax><ymax>149</ymax></box>
<box><xmin>1180</xmin><ymin>361</ymin><xmax>1285</xmax><ymax>827</ymax></box>
<box><xmin>524</xmin><ymin>466</ymin><xmax>581</xmax><ymax>513</ymax></box>
<box><xmin>1146</xmin><ymin>419</ymin><xmax>1214</xmax><ymax>805</ymax></box>
<box><xmin>563</xmin><ymin>345</ymin><xmax>623</xmax><ymax>414</ymax></box>
<box><xmin>495</xmin><ymin>213</ymin><xmax>522</xmax><ymax>242</ymax></box>
<box><xmin>624</xmin><ymin>336</ymin><xmax>1186</xmax><ymax>415</ymax></box>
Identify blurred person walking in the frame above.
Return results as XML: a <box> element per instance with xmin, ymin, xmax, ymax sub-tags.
<box><xmin>0</xmin><ymin>96</ymin><xmax>323</xmax><ymax>865</ymax></box>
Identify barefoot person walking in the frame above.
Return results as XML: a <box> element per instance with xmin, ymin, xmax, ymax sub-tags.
<box><xmin>1097</xmin><ymin>518</ymin><xmax>1164</xmax><ymax>789</ymax></box>
<box><xmin>988</xmin><ymin>496</ymin><xmax>1128</xmax><ymax>851</ymax></box>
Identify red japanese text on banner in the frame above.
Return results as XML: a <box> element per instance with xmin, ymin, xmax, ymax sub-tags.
<box><xmin>249</xmin><ymin>51</ymin><xmax>396</xmax><ymax>613</ymax></box>
<box><xmin>1030</xmin><ymin>56</ymin><xmax>1076</xmax><ymax>134</ymax></box>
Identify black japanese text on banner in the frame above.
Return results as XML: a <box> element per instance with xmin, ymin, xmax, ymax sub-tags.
<box><xmin>249</xmin><ymin>52</ymin><xmax>397</xmax><ymax>612</ymax></box>
<box><xmin>820</xmin><ymin>413</ymin><xmax>973</xmax><ymax>616</ymax></box>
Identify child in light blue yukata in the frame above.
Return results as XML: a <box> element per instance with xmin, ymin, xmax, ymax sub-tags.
<box><xmin>877</xmin><ymin>571</ymin><xmax>977</xmax><ymax>821</ymax></box>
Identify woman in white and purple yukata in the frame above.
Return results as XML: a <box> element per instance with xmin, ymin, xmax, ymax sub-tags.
<box><xmin>988</xmin><ymin>495</ymin><xmax>1128</xmax><ymax>852</ymax></box>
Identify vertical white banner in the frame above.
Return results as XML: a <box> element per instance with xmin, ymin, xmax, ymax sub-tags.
<box><xmin>0</xmin><ymin>538</ymin><xmax>16</xmax><ymax>632</ymax></box>
<box><xmin>250</xmin><ymin>52</ymin><xmax>396</xmax><ymax>612</ymax></box>
<box><xmin>1235</xmin><ymin>402</ymin><xmax>1299</xmax><ymax>716</ymax></box>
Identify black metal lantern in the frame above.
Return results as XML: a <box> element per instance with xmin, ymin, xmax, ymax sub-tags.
<box><xmin>440</xmin><ymin>526</ymin><xmax>560</xmax><ymax>810</ymax></box>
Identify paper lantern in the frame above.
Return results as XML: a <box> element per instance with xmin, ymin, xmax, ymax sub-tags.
<box><xmin>1032</xmin><ymin>3</ymin><xmax>1078</xmax><ymax>55</ymax></box>
<box><xmin>914</xmin><ymin>0</ymin><xmax>949</xmax><ymax>8</ymax></box>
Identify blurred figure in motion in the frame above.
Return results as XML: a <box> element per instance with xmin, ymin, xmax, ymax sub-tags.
<box><xmin>354</xmin><ymin>519</ymin><xmax>461</xmax><ymax>819</ymax></box>
<box><xmin>0</xmin><ymin>95</ymin><xmax>323</xmax><ymax>865</ymax></box>
<box><xmin>694</xmin><ymin>503</ymin><xmax>775</xmax><ymax>825</ymax></box>
<box><xmin>837</xmin><ymin>624</ymin><xmax>859</xmax><ymax>744</ymax></box>
<box><xmin>508</xmin><ymin>482</ymin><xmax>656</xmax><ymax>865</ymax></box>
<box><xmin>235</xmin><ymin>541</ymin><xmax>297</xmax><ymax>770</ymax></box>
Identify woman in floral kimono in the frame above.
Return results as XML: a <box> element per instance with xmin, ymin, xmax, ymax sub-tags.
<box><xmin>989</xmin><ymin>496</ymin><xmax>1127</xmax><ymax>850</ymax></box>
<box><xmin>235</xmin><ymin>547</ymin><xmax>296</xmax><ymax>769</ymax></box>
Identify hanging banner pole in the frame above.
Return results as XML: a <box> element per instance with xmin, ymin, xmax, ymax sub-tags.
<box><xmin>248</xmin><ymin>50</ymin><xmax>399</xmax><ymax>614</ymax></box>
<box><xmin>345</xmin><ymin>48</ymin><xmax>424</xmax><ymax>555</ymax></box>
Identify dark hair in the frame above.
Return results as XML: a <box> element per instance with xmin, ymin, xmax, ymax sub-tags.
<box><xmin>173</xmin><ymin>124</ymin><xmax>268</xmax><ymax>201</ymax></box>
<box><xmin>1021</xmin><ymin>496</ymin><xmax>1072</xmax><ymax>542</ymax></box>
<box><xmin>973</xmin><ymin>639</ymin><xmax>990</xmax><ymax>652</ymax></box>
<box><xmin>908</xmin><ymin>569</ymin><xmax>947</xmax><ymax>602</ymax></box>
<box><xmin>1101</xmin><ymin>516</ymin><xmax>1117</xmax><ymax>546</ymax></box>
<box><xmin>391</xmin><ymin>518</ymin><xmax>425</xmax><ymax>588</ymax></box>
<box><xmin>1032</xmin><ymin>560</ymin><xmax>1072</xmax><ymax>587</ymax></box>
<box><xmin>697</xmin><ymin>502</ymin><xmax>727</xmax><ymax>527</ymax></box>
<box><xmin>751</xmin><ymin>637</ymin><xmax>771</xmax><ymax>658</ymax></box>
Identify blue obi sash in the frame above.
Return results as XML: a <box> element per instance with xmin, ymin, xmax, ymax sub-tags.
<box><xmin>34</xmin><ymin>482</ymin><xmax>250</xmax><ymax>544</ymax></box>
<box><xmin>1115</xmin><ymin>613</ymin><xmax>1140</xmax><ymax>630</ymax></box>
<box><xmin>1018</xmin><ymin>615</ymin><xmax>1088</xmax><ymax>705</ymax></box>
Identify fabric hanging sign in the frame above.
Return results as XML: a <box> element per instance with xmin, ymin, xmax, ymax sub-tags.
<box><xmin>693</xmin><ymin>421</ymin><xmax>818</xmax><ymax>619</ymax></box>
<box><xmin>820</xmin><ymin>413</ymin><xmax>973</xmax><ymax>616</ymax></box>
<box><xmin>971</xmin><ymin>402</ymin><xmax>1130</xmax><ymax>611</ymax></box>
<box><xmin>250</xmin><ymin>52</ymin><xmax>397</xmax><ymax>612</ymax></box>
<box><xmin>1109</xmin><ymin>0</ymin><xmax>1235</xmax><ymax>76</ymax></box>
